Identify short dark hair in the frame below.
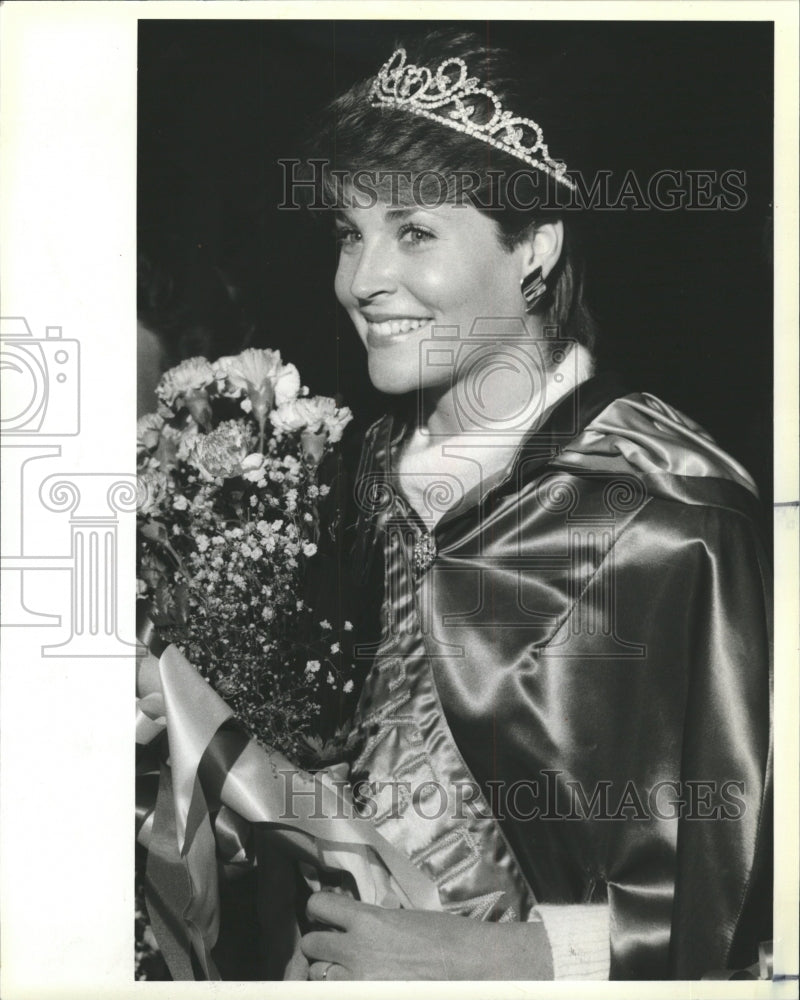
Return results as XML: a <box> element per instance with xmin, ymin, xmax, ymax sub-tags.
<box><xmin>309</xmin><ymin>28</ymin><xmax>598</xmax><ymax>352</ymax></box>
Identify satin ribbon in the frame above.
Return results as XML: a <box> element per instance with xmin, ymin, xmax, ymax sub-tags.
<box><xmin>135</xmin><ymin>620</ymin><xmax>441</xmax><ymax>980</ymax></box>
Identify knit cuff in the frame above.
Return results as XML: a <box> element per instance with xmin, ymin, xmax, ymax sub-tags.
<box><xmin>530</xmin><ymin>903</ymin><xmax>610</xmax><ymax>980</ymax></box>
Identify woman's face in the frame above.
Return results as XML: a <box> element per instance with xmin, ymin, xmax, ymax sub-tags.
<box><xmin>334</xmin><ymin>198</ymin><xmax>530</xmax><ymax>396</ymax></box>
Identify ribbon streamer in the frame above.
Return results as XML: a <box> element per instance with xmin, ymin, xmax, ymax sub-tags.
<box><xmin>136</xmin><ymin>625</ymin><xmax>441</xmax><ymax>980</ymax></box>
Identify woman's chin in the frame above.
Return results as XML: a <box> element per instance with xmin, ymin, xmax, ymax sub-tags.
<box><xmin>367</xmin><ymin>359</ymin><xmax>420</xmax><ymax>396</ymax></box>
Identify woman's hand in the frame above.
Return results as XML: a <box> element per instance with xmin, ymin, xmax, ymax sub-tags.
<box><xmin>295</xmin><ymin>891</ymin><xmax>554</xmax><ymax>981</ymax></box>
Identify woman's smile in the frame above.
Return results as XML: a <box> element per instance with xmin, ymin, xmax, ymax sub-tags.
<box><xmin>362</xmin><ymin>314</ymin><xmax>434</xmax><ymax>345</ymax></box>
<box><xmin>334</xmin><ymin>199</ymin><xmax>531</xmax><ymax>402</ymax></box>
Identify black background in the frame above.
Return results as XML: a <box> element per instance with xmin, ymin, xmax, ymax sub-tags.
<box><xmin>138</xmin><ymin>19</ymin><xmax>773</xmax><ymax>507</ymax></box>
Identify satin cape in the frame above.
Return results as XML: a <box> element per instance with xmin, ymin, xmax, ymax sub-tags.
<box><xmin>332</xmin><ymin>372</ymin><xmax>772</xmax><ymax>980</ymax></box>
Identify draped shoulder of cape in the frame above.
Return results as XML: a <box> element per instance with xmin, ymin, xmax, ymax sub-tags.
<box><xmin>341</xmin><ymin>372</ymin><xmax>772</xmax><ymax>980</ymax></box>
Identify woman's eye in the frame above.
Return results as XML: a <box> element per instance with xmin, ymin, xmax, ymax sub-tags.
<box><xmin>335</xmin><ymin>228</ymin><xmax>361</xmax><ymax>249</ymax></box>
<box><xmin>398</xmin><ymin>224</ymin><xmax>435</xmax><ymax>246</ymax></box>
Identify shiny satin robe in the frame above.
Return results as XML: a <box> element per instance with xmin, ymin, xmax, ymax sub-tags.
<box><xmin>328</xmin><ymin>372</ymin><xmax>772</xmax><ymax>980</ymax></box>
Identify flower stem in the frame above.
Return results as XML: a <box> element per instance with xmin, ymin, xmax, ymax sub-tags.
<box><xmin>258</xmin><ymin>415</ymin><xmax>266</xmax><ymax>453</ymax></box>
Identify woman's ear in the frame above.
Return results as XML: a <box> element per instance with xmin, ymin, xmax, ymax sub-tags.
<box><xmin>520</xmin><ymin>221</ymin><xmax>564</xmax><ymax>281</ymax></box>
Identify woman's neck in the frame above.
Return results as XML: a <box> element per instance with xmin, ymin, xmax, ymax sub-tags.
<box><xmin>396</xmin><ymin>344</ymin><xmax>595</xmax><ymax>527</ymax></box>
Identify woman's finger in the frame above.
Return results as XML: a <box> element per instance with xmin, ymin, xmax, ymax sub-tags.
<box><xmin>309</xmin><ymin>961</ymin><xmax>350</xmax><ymax>981</ymax></box>
<box><xmin>283</xmin><ymin>945</ymin><xmax>310</xmax><ymax>981</ymax></box>
<box><xmin>299</xmin><ymin>929</ymin><xmax>346</xmax><ymax>964</ymax></box>
<box><xmin>305</xmin><ymin>889</ymin><xmax>364</xmax><ymax>928</ymax></box>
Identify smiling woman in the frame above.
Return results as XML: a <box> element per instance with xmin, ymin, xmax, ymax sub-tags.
<box><xmin>278</xmin><ymin>27</ymin><xmax>773</xmax><ymax>982</ymax></box>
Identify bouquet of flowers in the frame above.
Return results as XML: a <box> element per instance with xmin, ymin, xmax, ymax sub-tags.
<box><xmin>137</xmin><ymin>348</ymin><xmax>357</xmax><ymax>764</ymax></box>
<box><xmin>136</xmin><ymin>349</ymin><xmax>441</xmax><ymax>981</ymax></box>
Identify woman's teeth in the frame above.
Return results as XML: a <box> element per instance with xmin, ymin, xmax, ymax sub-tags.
<box><xmin>366</xmin><ymin>317</ymin><xmax>431</xmax><ymax>336</ymax></box>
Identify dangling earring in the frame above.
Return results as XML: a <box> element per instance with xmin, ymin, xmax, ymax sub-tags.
<box><xmin>521</xmin><ymin>266</ymin><xmax>547</xmax><ymax>313</ymax></box>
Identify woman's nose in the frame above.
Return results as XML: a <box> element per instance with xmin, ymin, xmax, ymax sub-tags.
<box><xmin>348</xmin><ymin>240</ymin><xmax>399</xmax><ymax>301</ymax></box>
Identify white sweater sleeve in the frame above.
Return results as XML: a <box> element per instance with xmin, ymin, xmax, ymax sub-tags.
<box><xmin>529</xmin><ymin>903</ymin><xmax>610</xmax><ymax>980</ymax></box>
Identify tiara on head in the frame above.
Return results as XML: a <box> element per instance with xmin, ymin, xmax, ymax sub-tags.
<box><xmin>369</xmin><ymin>48</ymin><xmax>576</xmax><ymax>191</ymax></box>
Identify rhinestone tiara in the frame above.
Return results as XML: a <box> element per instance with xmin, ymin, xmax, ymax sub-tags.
<box><xmin>369</xmin><ymin>48</ymin><xmax>576</xmax><ymax>191</ymax></box>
